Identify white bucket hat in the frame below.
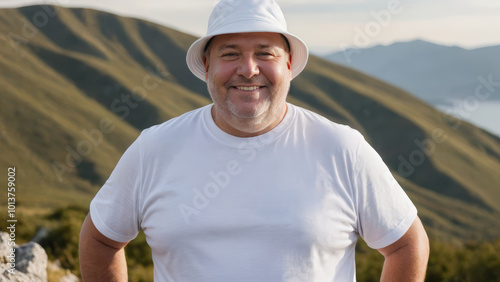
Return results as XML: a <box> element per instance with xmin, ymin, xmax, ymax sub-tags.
<box><xmin>186</xmin><ymin>0</ymin><xmax>309</xmax><ymax>82</ymax></box>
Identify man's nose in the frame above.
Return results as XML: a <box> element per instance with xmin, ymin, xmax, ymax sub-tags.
<box><xmin>237</xmin><ymin>55</ymin><xmax>260</xmax><ymax>79</ymax></box>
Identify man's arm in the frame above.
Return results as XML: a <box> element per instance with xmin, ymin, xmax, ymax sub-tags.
<box><xmin>377</xmin><ymin>216</ymin><xmax>430</xmax><ymax>282</ymax></box>
<box><xmin>79</xmin><ymin>214</ymin><xmax>129</xmax><ymax>282</ymax></box>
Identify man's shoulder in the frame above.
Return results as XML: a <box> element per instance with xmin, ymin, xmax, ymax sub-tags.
<box><xmin>135</xmin><ymin>105</ymin><xmax>210</xmax><ymax>148</ymax></box>
<box><xmin>290</xmin><ymin>104</ymin><xmax>363</xmax><ymax>144</ymax></box>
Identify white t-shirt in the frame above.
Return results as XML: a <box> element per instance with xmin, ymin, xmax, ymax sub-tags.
<box><xmin>90</xmin><ymin>103</ymin><xmax>417</xmax><ymax>281</ymax></box>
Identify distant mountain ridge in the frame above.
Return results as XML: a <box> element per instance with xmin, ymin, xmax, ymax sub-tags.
<box><xmin>1</xmin><ymin>5</ymin><xmax>500</xmax><ymax>242</ymax></box>
<box><xmin>325</xmin><ymin>40</ymin><xmax>500</xmax><ymax>105</ymax></box>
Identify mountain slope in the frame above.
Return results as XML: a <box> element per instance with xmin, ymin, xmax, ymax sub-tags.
<box><xmin>1</xmin><ymin>5</ymin><xmax>500</xmax><ymax>241</ymax></box>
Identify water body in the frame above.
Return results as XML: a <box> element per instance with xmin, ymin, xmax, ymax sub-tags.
<box><xmin>437</xmin><ymin>100</ymin><xmax>500</xmax><ymax>137</ymax></box>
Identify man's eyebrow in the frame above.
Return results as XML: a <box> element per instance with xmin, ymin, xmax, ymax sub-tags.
<box><xmin>257</xmin><ymin>44</ymin><xmax>275</xmax><ymax>49</ymax></box>
<box><xmin>217</xmin><ymin>44</ymin><xmax>238</xmax><ymax>51</ymax></box>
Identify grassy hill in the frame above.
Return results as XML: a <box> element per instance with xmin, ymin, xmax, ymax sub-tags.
<box><xmin>1</xmin><ymin>5</ymin><xmax>500</xmax><ymax>243</ymax></box>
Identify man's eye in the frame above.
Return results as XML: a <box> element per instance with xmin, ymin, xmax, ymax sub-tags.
<box><xmin>258</xmin><ymin>52</ymin><xmax>272</xmax><ymax>57</ymax></box>
<box><xmin>222</xmin><ymin>53</ymin><xmax>238</xmax><ymax>57</ymax></box>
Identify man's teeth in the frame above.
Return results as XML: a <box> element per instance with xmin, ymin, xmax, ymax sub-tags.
<box><xmin>236</xmin><ymin>86</ymin><xmax>260</xmax><ymax>91</ymax></box>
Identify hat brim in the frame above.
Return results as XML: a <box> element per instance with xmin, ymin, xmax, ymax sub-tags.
<box><xmin>186</xmin><ymin>26</ymin><xmax>309</xmax><ymax>82</ymax></box>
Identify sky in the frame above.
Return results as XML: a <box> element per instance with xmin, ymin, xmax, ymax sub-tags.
<box><xmin>0</xmin><ymin>0</ymin><xmax>499</xmax><ymax>55</ymax></box>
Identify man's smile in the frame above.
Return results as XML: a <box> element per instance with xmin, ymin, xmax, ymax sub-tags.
<box><xmin>235</xmin><ymin>86</ymin><xmax>261</xmax><ymax>91</ymax></box>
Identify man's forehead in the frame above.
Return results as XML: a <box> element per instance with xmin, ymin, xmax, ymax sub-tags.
<box><xmin>217</xmin><ymin>42</ymin><xmax>275</xmax><ymax>50</ymax></box>
<box><xmin>214</xmin><ymin>33</ymin><xmax>282</xmax><ymax>44</ymax></box>
<box><xmin>206</xmin><ymin>32</ymin><xmax>290</xmax><ymax>53</ymax></box>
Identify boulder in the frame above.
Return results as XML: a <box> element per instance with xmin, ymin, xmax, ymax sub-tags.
<box><xmin>0</xmin><ymin>231</ymin><xmax>47</xmax><ymax>281</ymax></box>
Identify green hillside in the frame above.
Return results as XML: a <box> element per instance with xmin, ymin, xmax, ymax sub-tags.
<box><xmin>1</xmin><ymin>5</ymin><xmax>500</xmax><ymax>243</ymax></box>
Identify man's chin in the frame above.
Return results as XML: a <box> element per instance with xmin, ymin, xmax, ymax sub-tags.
<box><xmin>227</xmin><ymin>102</ymin><xmax>269</xmax><ymax>119</ymax></box>
<box><xmin>231</xmin><ymin>108</ymin><xmax>265</xmax><ymax>119</ymax></box>
<box><xmin>230</xmin><ymin>110</ymin><xmax>264</xmax><ymax>119</ymax></box>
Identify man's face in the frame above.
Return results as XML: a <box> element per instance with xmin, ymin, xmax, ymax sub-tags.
<box><xmin>203</xmin><ymin>32</ymin><xmax>292</xmax><ymax>136</ymax></box>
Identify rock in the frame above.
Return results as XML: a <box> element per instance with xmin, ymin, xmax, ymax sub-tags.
<box><xmin>0</xmin><ymin>231</ymin><xmax>47</xmax><ymax>281</ymax></box>
<box><xmin>14</xmin><ymin>242</ymin><xmax>47</xmax><ymax>280</ymax></box>
<box><xmin>0</xmin><ymin>232</ymin><xmax>80</xmax><ymax>282</ymax></box>
<box><xmin>0</xmin><ymin>233</ymin><xmax>10</xmax><ymax>261</ymax></box>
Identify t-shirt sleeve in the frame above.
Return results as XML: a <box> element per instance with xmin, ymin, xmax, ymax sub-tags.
<box><xmin>90</xmin><ymin>133</ymin><xmax>144</xmax><ymax>243</ymax></box>
<box><xmin>353</xmin><ymin>135</ymin><xmax>417</xmax><ymax>250</ymax></box>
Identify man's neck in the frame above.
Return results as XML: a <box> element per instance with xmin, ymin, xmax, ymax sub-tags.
<box><xmin>211</xmin><ymin>103</ymin><xmax>288</xmax><ymax>137</ymax></box>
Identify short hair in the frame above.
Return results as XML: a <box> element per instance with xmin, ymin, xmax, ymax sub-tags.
<box><xmin>203</xmin><ymin>34</ymin><xmax>291</xmax><ymax>55</ymax></box>
<box><xmin>281</xmin><ymin>34</ymin><xmax>291</xmax><ymax>53</ymax></box>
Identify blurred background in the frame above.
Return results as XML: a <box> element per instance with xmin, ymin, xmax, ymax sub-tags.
<box><xmin>0</xmin><ymin>0</ymin><xmax>499</xmax><ymax>281</ymax></box>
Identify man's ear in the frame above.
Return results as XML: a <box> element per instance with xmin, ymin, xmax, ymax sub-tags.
<box><xmin>203</xmin><ymin>55</ymin><xmax>209</xmax><ymax>72</ymax></box>
<box><xmin>287</xmin><ymin>54</ymin><xmax>292</xmax><ymax>77</ymax></box>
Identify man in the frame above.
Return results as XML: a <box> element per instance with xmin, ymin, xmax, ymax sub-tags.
<box><xmin>79</xmin><ymin>0</ymin><xmax>429</xmax><ymax>281</ymax></box>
